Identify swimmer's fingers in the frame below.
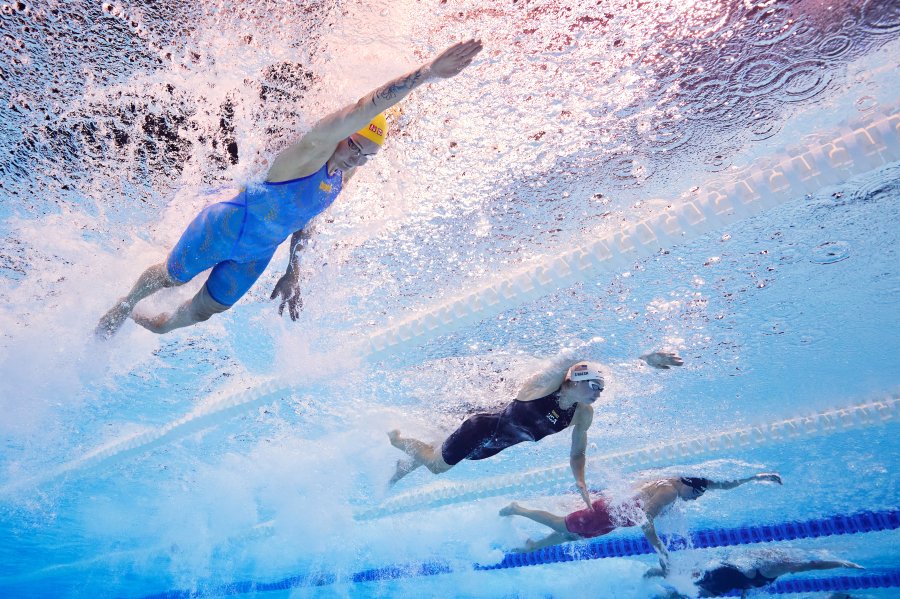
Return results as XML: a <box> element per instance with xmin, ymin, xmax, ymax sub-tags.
<box><xmin>430</xmin><ymin>39</ymin><xmax>484</xmax><ymax>78</ymax></box>
<box><xmin>288</xmin><ymin>294</ymin><xmax>302</xmax><ymax>321</ymax></box>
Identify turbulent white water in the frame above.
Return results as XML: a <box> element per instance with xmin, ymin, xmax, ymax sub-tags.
<box><xmin>1</xmin><ymin>0</ymin><xmax>899</xmax><ymax>597</ymax></box>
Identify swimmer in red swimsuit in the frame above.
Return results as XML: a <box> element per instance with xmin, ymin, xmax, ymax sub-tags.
<box><xmin>500</xmin><ymin>472</ymin><xmax>782</xmax><ymax>573</ymax></box>
<box><xmin>388</xmin><ymin>351</ymin><xmax>683</xmax><ymax>510</ymax></box>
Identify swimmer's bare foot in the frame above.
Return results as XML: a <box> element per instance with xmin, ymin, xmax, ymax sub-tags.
<box><xmin>499</xmin><ymin>502</ymin><xmax>521</xmax><ymax>517</ymax></box>
<box><xmin>389</xmin><ymin>457</ymin><xmax>420</xmax><ymax>486</ymax></box>
<box><xmin>94</xmin><ymin>299</ymin><xmax>133</xmax><ymax>339</ymax></box>
<box><xmin>132</xmin><ymin>311</ymin><xmax>172</xmax><ymax>334</ymax></box>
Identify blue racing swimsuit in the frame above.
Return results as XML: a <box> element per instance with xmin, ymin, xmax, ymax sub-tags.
<box><xmin>166</xmin><ymin>165</ymin><xmax>343</xmax><ymax>305</ymax></box>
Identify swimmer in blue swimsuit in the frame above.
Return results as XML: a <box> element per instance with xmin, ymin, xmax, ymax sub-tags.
<box><xmin>95</xmin><ymin>39</ymin><xmax>484</xmax><ymax>338</ymax></box>
<box><xmin>388</xmin><ymin>351</ymin><xmax>684</xmax><ymax>510</ymax></box>
<box><xmin>653</xmin><ymin>552</ymin><xmax>862</xmax><ymax>598</ymax></box>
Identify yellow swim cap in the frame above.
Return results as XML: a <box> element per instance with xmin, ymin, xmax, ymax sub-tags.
<box><xmin>356</xmin><ymin>113</ymin><xmax>387</xmax><ymax>146</ymax></box>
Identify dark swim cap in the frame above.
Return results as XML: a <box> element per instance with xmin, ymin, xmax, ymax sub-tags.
<box><xmin>680</xmin><ymin>477</ymin><xmax>710</xmax><ymax>497</ymax></box>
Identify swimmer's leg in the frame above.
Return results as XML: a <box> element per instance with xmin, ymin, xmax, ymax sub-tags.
<box><xmin>133</xmin><ymin>284</ymin><xmax>228</xmax><ymax>334</ymax></box>
<box><xmin>388</xmin><ymin>430</ymin><xmax>452</xmax><ymax>477</ymax></box>
<box><xmin>389</xmin><ymin>457</ymin><xmax>422</xmax><ymax>486</ymax></box>
<box><xmin>499</xmin><ymin>502</ymin><xmax>569</xmax><ymax>533</ymax></box>
<box><xmin>95</xmin><ymin>263</ymin><xmax>179</xmax><ymax>339</ymax></box>
<box><xmin>133</xmin><ymin>254</ymin><xmax>271</xmax><ymax>335</ymax></box>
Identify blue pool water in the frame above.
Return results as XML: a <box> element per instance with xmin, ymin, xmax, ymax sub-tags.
<box><xmin>1</xmin><ymin>0</ymin><xmax>898</xmax><ymax>597</ymax></box>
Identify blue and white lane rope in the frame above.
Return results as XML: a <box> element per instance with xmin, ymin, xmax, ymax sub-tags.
<box><xmin>356</xmin><ymin>394</ymin><xmax>899</xmax><ymax>520</ymax></box>
<box><xmin>138</xmin><ymin>509</ymin><xmax>900</xmax><ymax>597</ymax></box>
<box><xmin>15</xmin><ymin>107</ymin><xmax>899</xmax><ymax>491</ymax></box>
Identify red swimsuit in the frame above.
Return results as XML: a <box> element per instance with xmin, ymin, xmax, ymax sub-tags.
<box><xmin>564</xmin><ymin>497</ymin><xmax>641</xmax><ymax>538</ymax></box>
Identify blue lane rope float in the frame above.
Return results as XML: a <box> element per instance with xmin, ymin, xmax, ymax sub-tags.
<box><xmin>480</xmin><ymin>509</ymin><xmax>900</xmax><ymax>570</ymax></box>
<box><xmin>760</xmin><ymin>570</ymin><xmax>900</xmax><ymax>596</ymax></box>
<box><xmin>138</xmin><ymin>509</ymin><xmax>899</xmax><ymax>597</ymax></box>
<box><xmin>10</xmin><ymin>107</ymin><xmax>899</xmax><ymax>494</ymax></box>
<box><xmin>356</xmin><ymin>394</ymin><xmax>899</xmax><ymax>520</ymax></box>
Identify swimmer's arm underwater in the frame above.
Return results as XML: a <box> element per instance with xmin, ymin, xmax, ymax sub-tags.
<box><xmin>267</xmin><ymin>39</ymin><xmax>483</xmax><ymax>181</ymax></box>
<box><xmin>569</xmin><ymin>403</ymin><xmax>594</xmax><ymax>510</ymax></box>
<box><xmin>270</xmin><ymin>167</ymin><xmax>360</xmax><ymax>319</ymax></box>
<box><xmin>271</xmin><ymin>228</ymin><xmax>314</xmax><ymax>320</ymax></box>
<box><xmin>706</xmin><ymin>472</ymin><xmax>782</xmax><ymax>490</ymax></box>
<box><xmin>640</xmin><ymin>484</ymin><xmax>678</xmax><ymax>573</ymax></box>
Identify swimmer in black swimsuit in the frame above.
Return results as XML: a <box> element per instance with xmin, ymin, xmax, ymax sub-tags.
<box><xmin>655</xmin><ymin>552</ymin><xmax>863</xmax><ymax>598</ymax></box>
<box><xmin>388</xmin><ymin>350</ymin><xmax>683</xmax><ymax>509</ymax></box>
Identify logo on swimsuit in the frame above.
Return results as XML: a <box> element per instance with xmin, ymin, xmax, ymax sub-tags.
<box><xmin>319</xmin><ymin>181</ymin><xmax>333</xmax><ymax>192</ymax></box>
<box><xmin>546</xmin><ymin>409</ymin><xmax>559</xmax><ymax>425</ymax></box>
<box><xmin>368</xmin><ymin>123</ymin><xmax>384</xmax><ymax>136</ymax></box>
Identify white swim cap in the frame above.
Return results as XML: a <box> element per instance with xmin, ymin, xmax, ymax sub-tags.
<box><xmin>565</xmin><ymin>361</ymin><xmax>604</xmax><ymax>387</ymax></box>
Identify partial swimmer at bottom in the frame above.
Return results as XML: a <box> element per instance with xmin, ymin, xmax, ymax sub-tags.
<box><xmin>651</xmin><ymin>549</ymin><xmax>863</xmax><ymax>598</ymax></box>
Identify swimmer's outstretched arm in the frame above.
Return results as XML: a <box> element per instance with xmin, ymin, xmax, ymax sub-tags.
<box><xmin>706</xmin><ymin>472</ymin><xmax>782</xmax><ymax>490</ymax></box>
<box><xmin>267</xmin><ymin>38</ymin><xmax>483</xmax><ymax>181</ymax></box>
<box><xmin>758</xmin><ymin>558</ymin><xmax>863</xmax><ymax>579</ymax></box>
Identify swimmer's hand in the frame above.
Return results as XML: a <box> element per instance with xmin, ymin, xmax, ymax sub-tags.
<box><xmin>428</xmin><ymin>39</ymin><xmax>484</xmax><ymax>79</ymax></box>
<box><xmin>576</xmin><ymin>480</ymin><xmax>593</xmax><ymax>510</ymax></box>
<box><xmin>640</xmin><ymin>351</ymin><xmax>684</xmax><ymax>370</ymax></box>
<box><xmin>657</xmin><ymin>552</ymin><xmax>670</xmax><ymax>575</ymax></box>
<box><xmin>271</xmin><ymin>273</ymin><xmax>302</xmax><ymax>320</ymax></box>
<box><xmin>754</xmin><ymin>472</ymin><xmax>782</xmax><ymax>485</ymax></box>
<box><xmin>839</xmin><ymin>561</ymin><xmax>864</xmax><ymax>569</ymax></box>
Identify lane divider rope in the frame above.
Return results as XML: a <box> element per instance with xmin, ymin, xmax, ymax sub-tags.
<box><xmin>137</xmin><ymin>509</ymin><xmax>900</xmax><ymax>597</ymax></box>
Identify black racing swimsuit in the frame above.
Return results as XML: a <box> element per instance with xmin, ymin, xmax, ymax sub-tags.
<box><xmin>440</xmin><ymin>390</ymin><xmax>577</xmax><ymax>466</ymax></box>
<box><xmin>696</xmin><ymin>565</ymin><xmax>776</xmax><ymax>596</ymax></box>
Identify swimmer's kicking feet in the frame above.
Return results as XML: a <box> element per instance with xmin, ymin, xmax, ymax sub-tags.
<box><xmin>95</xmin><ymin>39</ymin><xmax>483</xmax><ymax>339</ymax></box>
